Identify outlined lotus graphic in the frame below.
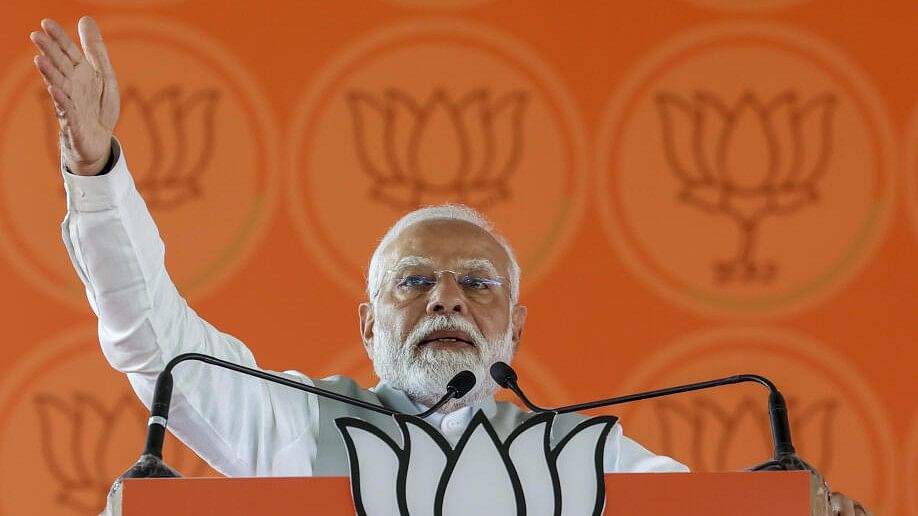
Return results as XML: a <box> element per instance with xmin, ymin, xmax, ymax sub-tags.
<box><xmin>347</xmin><ymin>88</ymin><xmax>528</xmax><ymax>210</ymax></box>
<box><xmin>336</xmin><ymin>411</ymin><xmax>615</xmax><ymax>516</ymax></box>
<box><xmin>120</xmin><ymin>86</ymin><xmax>220</xmax><ymax>209</ymax></box>
<box><xmin>38</xmin><ymin>86</ymin><xmax>220</xmax><ymax>209</ymax></box>
<box><xmin>652</xmin><ymin>395</ymin><xmax>838</xmax><ymax>473</ymax></box>
<box><xmin>35</xmin><ymin>391</ymin><xmax>208</xmax><ymax>513</ymax></box>
<box><xmin>655</xmin><ymin>91</ymin><xmax>837</xmax><ymax>283</ymax></box>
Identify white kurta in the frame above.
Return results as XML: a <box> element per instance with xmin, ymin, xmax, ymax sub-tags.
<box><xmin>60</xmin><ymin>141</ymin><xmax>688</xmax><ymax>476</ymax></box>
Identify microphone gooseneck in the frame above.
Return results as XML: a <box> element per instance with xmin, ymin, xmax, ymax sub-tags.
<box><xmin>126</xmin><ymin>352</ymin><xmax>469</xmax><ymax>479</ymax></box>
<box><xmin>489</xmin><ymin>361</ymin><xmax>551</xmax><ymax>413</ymax></box>
<box><xmin>414</xmin><ymin>370</ymin><xmax>477</xmax><ymax>418</ymax></box>
<box><xmin>491</xmin><ymin>361</ymin><xmax>805</xmax><ymax>472</ymax></box>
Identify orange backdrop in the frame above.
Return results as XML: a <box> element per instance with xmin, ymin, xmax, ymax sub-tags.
<box><xmin>0</xmin><ymin>1</ymin><xmax>915</xmax><ymax>514</ymax></box>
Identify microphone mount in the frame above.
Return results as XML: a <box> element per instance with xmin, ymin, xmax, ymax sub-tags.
<box><xmin>122</xmin><ymin>352</ymin><xmax>474</xmax><ymax>479</ymax></box>
<box><xmin>490</xmin><ymin>362</ymin><xmax>809</xmax><ymax>472</ymax></box>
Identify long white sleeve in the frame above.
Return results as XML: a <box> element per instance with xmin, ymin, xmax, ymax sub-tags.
<box><xmin>605</xmin><ymin>424</ymin><xmax>689</xmax><ymax>473</ymax></box>
<box><xmin>60</xmin><ymin>141</ymin><xmax>319</xmax><ymax>476</ymax></box>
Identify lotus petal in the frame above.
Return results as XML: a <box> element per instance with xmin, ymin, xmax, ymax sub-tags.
<box><xmin>61</xmin><ymin>483</ymin><xmax>105</xmax><ymax>513</ymax></box>
<box><xmin>385</xmin><ymin>89</ymin><xmax>420</xmax><ymax>181</ymax></box>
<box><xmin>143</xmin><ymin>87</ymin><xmax>182</xmax><ymax>193</ymax></box>
<box><xmin>764</xmin><ymin>92</ymin><xmax>798</xmax><ymax>186</ymax></box>
<box><xmin>397</xmin><ymin>416</ymin><xmax>450</xmax><ymax>516</ymax></box>
<box><xmin>552</xmin><ymin>416</ymin><xmax>615</xmax><ymax>516</ymax></box>
<box><xmin>34</xmin><ymin>394</ymin><xmax>83</xmax><ymax>486</ymax></box>
<box><xmin>458</xmin><ymin>89</ymin><xmax>492</xmax><ymax>183</ymax></box>
<box><xmin>652</xmin><ymin>399</ymin><xmax>702</xmax><ymax>469</ymax></box>
<box><xmin>695</xmin><ymin>397</ymin><xmax>771</xmax><ymax>471</ymax></box>
<box><xmin>486</xmin><ymin>91</ymin><xmax>527</xmax><ymax>184</ymax></box>
<box><xmin>719</xmin><ymin>93</ymin><xmax>775</xmax><ymax>192</ymax></box>
<box><xmin>694</xmin><ymin>92</ymin><xmax>728</xmax><ymax>183</ymax></box>
<box><xmin>173</xmin><ymin>89</ymin><xmax>219</xmax><ymax>190</ymax></box>
<box><xmin>73</xmin><ymin>393</ymin><xmax>116</xmax><ymax>483</ymax></box>
<box><xmin>657</xmin><ymin>93</ymin><xmax>702</xmax><ymax>184</ymax></box>
<box><xmin>348</xmin><ymin>91</ymin><xmax>392</xmax><ymax>182</ymax></box>
<box><xmin>437</xmin><ymin>411</ymin><xmax>520</xmax><ymax>516</ymax></box>
<box><xmin>794</xmin><ymin>95</ymin><xmax>836</xmax><ymax>186</ymax></box>
<box><xmin>119</xmin><ymin>87</ymin><xmax>157</xmax><ymax>186</ymax></box>
<box><xmin>410</xmin><ymin>90</ymin><xmax>467</xmax><ymax>188</ymax></box>
<box><xmin>791</xmin><ymin>398</ymin><xmax>838</xmax><ymax>474</ymax></box>
<box><xmin>505</xmin><ymin>413</ymin><xmax>556</xmax><ymax>516</ymax></box>
<box><xmin>336</xmin><ymin>417</ymin><xmax>403</xmax><ymax>516</ymax></box>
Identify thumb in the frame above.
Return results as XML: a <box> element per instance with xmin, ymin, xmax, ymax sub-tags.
<box><xmin>77</xmin><ymin>16</ymin><xmax>115</xmax><ymax>78</ymax></box>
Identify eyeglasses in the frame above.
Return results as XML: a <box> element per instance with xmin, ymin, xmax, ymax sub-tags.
<box><xmin>383</xmin><ymin>268</ymin><xmax>506</xmax><ymax>297</ymax></box>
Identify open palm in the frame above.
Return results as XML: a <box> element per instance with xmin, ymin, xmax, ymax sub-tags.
<box><xmin>31</xmin><ymin>17</ymin><xmax>119</xmax><ymax>176</ymax></box>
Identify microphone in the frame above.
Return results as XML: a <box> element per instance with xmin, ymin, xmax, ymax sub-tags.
<box><xmin>490</xmin><ymin>361</ymin><xmax>550</xmax><ymax>413</ymax></box>
<box><xmin>490</xmin><ymin>361</ymin><xmax>811</xmax><ymax>472</ymax></box>
<box><xmin>414</xmin><ymin>370</ymin><xmax>477</xmax><ymax>418</ymax></box>
<box><xmin>121</xmin><ymin>352</ymin><xmax>476</xmax><ymax>479</ymax></box>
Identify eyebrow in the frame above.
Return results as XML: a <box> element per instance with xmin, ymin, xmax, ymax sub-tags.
<box><xmin>389</xmin><ymin>256</ymin><xmax>500</xmax><ymax>276</ymax></box>
<box><xmin>391</xmin><ymin>256</ymin><xmax>435</xmax><ymax>270</ymax></box>
<box><xmin>458</xmin><ymin>258</ymin><xmax>500</xmax><ymax>276</ymax></box>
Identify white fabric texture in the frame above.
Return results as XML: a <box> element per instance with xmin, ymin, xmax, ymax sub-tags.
<box><xmin>60</xmin><ymin>141</ymin><xmax>688</xmax><ymax>477</ymax></box>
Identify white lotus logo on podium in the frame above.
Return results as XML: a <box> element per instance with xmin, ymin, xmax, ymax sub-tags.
<box><xmin>655</xmin><ymin>90</ymin><xmax>836</xmax><ymax>284</ymax></box>
<box><xmin>347</xmin><ymin>88</ymin><xmax>528</xmax><ymax>209</ymax></box>
<box><xmin>336</xmin><ymin>412</ymin><xmax>615</xmax><ymax>516</ymax></box>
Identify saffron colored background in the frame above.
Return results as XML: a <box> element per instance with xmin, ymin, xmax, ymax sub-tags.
<box><xmin>0</xmin><ymin>0</ymin><xmax>915</xmax><ymax>514</ymax></box>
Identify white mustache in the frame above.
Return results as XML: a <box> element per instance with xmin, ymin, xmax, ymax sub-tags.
<box><xmin>405</xmin><ymin>315</ymin><xmax>486</xmax><ymax>349</ymax></box>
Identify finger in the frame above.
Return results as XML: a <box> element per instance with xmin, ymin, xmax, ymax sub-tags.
<box><xmin>40</xmin><ymin>18</ymin><xmax>84</xmax><ymax>65</ymax></box>
<box><xmin>48</xmin><ymin>85</ymin><xmax>74</xmax><ymax>115</ymax></box>
<box><xmin>77</xmin><ymin>16</ymin><xmax>116</xmax><ymax>78</ymax></box>
<box><xmin>34</xmin><ymin>55</ymin><xmax>70</xmax><ymax>92</ymax></box>
<box><xmin>30</xmin><ymin>31</ymin><xmax>73</xmax><ymax>76</ymax></box>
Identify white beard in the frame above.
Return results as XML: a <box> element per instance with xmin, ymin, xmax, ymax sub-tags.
<box><xmin>370</xmin><ymin>313</ymin><xmax>514</xmax><ymax>412</ymax></box>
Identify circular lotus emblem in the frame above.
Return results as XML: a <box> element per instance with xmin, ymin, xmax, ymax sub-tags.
<box><xmin>596</xmin><ymin>22</ymin><xmax>894</xmax><ymax>316</ymax></box>
<box><xmin>287</xmin><ymin>20</ymin><xmax>588</xmax><ymax>296</ymax></box>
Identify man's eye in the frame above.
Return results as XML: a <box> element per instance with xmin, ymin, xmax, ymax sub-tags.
<box><xmin>399</xmin><ymin>275</ymin><xmax>434</xmax><ymax>288</ymax></box>
<box><xmin>460</xmin><ymin>276</ymin><xmax>492</xmax><ymax>289</ymax></box>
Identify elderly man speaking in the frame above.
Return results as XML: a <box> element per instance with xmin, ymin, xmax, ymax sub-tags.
<box><xmin>30</xmin><ymin>16</ymin><xmax>872</xmax><ymax>516</ymax></box>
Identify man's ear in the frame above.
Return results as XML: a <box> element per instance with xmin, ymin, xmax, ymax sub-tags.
<box><xmin>358</xmin><ymin>302</ymin><xmax>375</xmax><ymax>356</ymax></box>
<box><xmin>510</xmin><ymin>304</ymin><xmax>528</xmax><ymax>353</ymax></box>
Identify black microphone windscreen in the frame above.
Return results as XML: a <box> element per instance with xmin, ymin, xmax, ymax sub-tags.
<box><xmin>447</xmin><ymin>370</ymin><xmax>477</xmax><ymax>398</ymax></box>
<box><xmin>489</xmin><ymin>361</ymin><xmax>517</xmax><ymax>388</ymax></box>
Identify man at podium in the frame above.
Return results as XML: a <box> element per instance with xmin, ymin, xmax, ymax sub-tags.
<box><xmin>29</xmin><ymin>16</ymin><xmax>871</xmax><ymax>516</ymax></box>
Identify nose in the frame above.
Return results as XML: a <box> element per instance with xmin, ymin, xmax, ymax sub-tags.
<box><xmin>426</xmin><ymin>272</ymin><xmax>467</xmax><ymax>315</ymax></box>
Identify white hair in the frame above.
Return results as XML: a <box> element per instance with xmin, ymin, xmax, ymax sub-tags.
<box><xmin>367</xmin><ymin>204</ymin><xmax>521</xmax><ymax>304</ymax></box>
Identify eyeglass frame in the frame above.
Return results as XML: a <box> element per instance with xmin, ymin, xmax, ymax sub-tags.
<box><xmin>376</xmin><ymin>267</ymin><xmax>507</xmax><ymax>299</ymax></box>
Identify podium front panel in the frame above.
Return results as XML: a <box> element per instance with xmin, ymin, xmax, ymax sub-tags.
<box><xmin>122</xmin><ymin>471</ymin><xmax>818</xmax><ymax>515</ymax></box>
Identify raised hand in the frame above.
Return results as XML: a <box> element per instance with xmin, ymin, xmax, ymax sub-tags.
<box><xmin>30</xmin><ymin>17</ymin><xmax>120</xmax><ymax>176</ymax></box>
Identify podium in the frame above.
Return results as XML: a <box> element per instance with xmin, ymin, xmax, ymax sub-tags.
<box><xmin>119</xmin><ymin>471</ymin><xmax>829</xmax><ymax>515</ymax></box>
